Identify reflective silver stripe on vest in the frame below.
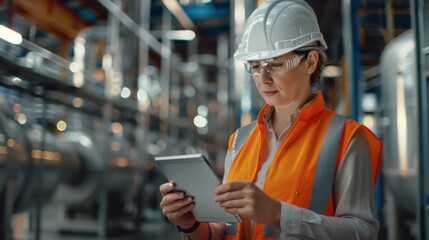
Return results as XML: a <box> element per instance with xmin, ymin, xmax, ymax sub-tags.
<box><xmin>308</xmin><ymin>114</ymin><xmax>348</xmax><ymax>214</ymax></box>
<box><xmin>224</xmin><ymin>122</ymin><xmax>257</xmax><ymax>236</ymax></box>
<box><xmin>223</xmin><ymin>121</ymin><xmax>257</xmax><ymax>182</ymax></box>
<box><xmin>231</xmin><ymin>121</ymin><xmax>257</xmax><ymax>161</ymax></box>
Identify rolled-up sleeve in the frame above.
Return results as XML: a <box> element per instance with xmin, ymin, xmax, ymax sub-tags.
<box><xmin>279</xmin><ymin>128</ymin><xmax>379</xmax><ymax>240</ymax></box>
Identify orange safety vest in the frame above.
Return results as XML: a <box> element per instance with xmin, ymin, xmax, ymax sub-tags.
<box><xmin>223</xmin><ymin>92</ymin><xmax>382</xmax><ymax>240</ymax></box>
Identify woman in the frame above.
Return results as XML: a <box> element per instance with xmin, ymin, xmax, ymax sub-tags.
<box><xmin>159</xmin><ymin>0</ymin><xmax>382</xmax><ymax>239</ymax></box>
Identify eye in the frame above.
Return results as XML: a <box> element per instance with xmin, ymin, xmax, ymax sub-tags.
<box><xmin>270</xmin><ymin>61</ymin><xmax>284</xmax><ymax>71</ymax></box>
<box><xmin>249</xmin><ymin>63</ymin><xmax>261</xmax><ymax>69</ymax></box>
<box><xmin>245</xmin><ymin>62</ymin><xmax>260</xmax><ymax>73</ymax></box>
<box><xmin>247</xmin><ymin>63</ymin><xmax>262</xmax><ymax>73</ymax></box>
<box><xmin>270</xmin><ymin>62</ymin><xmax>283</xmax><ymax>67</ymax></box>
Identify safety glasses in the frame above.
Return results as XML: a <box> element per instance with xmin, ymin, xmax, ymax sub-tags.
<box><xmin>244</xmin><ymin>54</ymin><xmax>305</xmax><ymax>78</ymax></box>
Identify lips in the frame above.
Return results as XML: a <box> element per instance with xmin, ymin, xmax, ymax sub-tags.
<box><xmin>263</xmin><ymin>90</ymin><xmax>278</xmax><ymax>96</ymax></box>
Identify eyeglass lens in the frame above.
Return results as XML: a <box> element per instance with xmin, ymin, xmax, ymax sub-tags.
<box><xmin>245</xmin><ymin>54</ymin><xmax>304</xmax><ymax>77</ymax></box>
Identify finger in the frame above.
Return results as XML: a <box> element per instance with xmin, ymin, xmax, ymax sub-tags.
<box><xmin>160</xmin><ymin>191</ymin><xmax>186</xmax><ymax>208</ymax></box>
<box><xmin>215</xmin><ymin>181</ymin><xmax>247</xmax><ymax>194</ymax></box>
<box><xmin>159</xmin><ymin>182</ymin><xmax>175</xmax><ymax>196</ymax></box>
<box><xmin>221</xmin><ymin>198</ymin><xmax>256</xmax><ymax>217</ymax></box>
<box><xmin>215</xmin><ymin>181</ymin><xmax>254</xmax><ymax>196</ymax></box>
<box><xmin>172</xmin><ymin>202</ymin><xmax>195</xmax><ymax>218</ymax></box>
<box><xmin>219</xmin><ymin>198</ymin><xmax>247</xmax><ymax>209</ymax></box>
<box><xmin>168</xmin><ymin>202</ymin><xmax>195</xmax><ymax>221</ymax></box>
<box><xmin>162</xmin><ymin>196</ymin><xmax>194</xmax><ymax>218</ymax></box>
<box><xmin>214</xmin><ymin>189</ymin><xmax>243</xmax><ymax>203</ymax></box>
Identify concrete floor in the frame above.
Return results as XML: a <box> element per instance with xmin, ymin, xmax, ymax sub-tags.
<box><xmin>11</xmin><ymin>207</ymin><xmax>181</xmax><ymax>240</ymax></box>
<box><xmin>14</xmin><ymin>222</ymin><xmax>181</xmax><ymax>240</ymax></box>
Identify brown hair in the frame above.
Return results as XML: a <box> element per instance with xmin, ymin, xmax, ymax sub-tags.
<box><xmin>296</xmin><ymin>48</ymin><xmax>328</xmax><ymax>87</ymax></box>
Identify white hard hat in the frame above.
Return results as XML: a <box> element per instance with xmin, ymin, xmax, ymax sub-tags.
<box><xmin>234</xmin><ymin>0</ymin><xmax>327</xmax><ymax>61</ymax></box>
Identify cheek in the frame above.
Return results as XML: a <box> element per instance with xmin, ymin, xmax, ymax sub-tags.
<box><xmin>288</xmin><ymin>68</ymin><xmax>306</xmax><ymax>79</ymax></box>
<box><xmin>273</xmin><ymin>76</ymin><xmax>298</xmax><ymax>88</ymax></box>
<box><xmin>279</xmin><ymin>71</ymin><xmax>309</xmax><ymax>87</ymax></box>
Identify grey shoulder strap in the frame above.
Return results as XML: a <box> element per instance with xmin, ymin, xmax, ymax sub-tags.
<box><xmin>223</xmin><ymin>121</ymin><xmax>257</xmax><ymax>182</ymax></box>
<box><xmin>231</xmin><ymin>120</ymin><xmax>257</xmax><ymax>159</ymax></box>
<box><xmin>308</xmin><ymin>114</ymin><xmax>348</xmax><ymax>214</ymax></box>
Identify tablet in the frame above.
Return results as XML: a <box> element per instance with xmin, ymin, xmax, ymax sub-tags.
<box><xmin>155</xmin><ymin>153</ymin><xmax>242</xmax><ymax>223</ymax></box>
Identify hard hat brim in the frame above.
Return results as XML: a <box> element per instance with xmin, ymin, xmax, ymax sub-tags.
<box><xmin>233</xmin><ymin>39</ymin><xmax>327</xmax><ymax>61</ymax></box>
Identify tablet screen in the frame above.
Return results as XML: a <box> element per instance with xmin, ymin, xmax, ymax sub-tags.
<box><xmin>155</xmin><ymin>153</ymin><xmax>242</xmax><ymax>223</ymax></box>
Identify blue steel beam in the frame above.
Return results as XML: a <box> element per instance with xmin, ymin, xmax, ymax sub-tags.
<box><xmin>411</xmin><ymin>0</ymin><xmax>429</xmax><ymax>239</ymax></box>
<box><xmin>342</xmin><ymin>0</ymin><xmax>361</xmax><ymax>121</ymax></box>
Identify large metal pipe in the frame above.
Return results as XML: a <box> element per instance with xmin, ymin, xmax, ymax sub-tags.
<box><xmin>51</xmin><ymin>128</ymin><xmax>142</xmax><ymax>206</ymax></box>
<box><xmin>52</xmin><ymin>130</ymin><xmax>104</xmax><ymax>206</ymax></box>
<box><xmin>379</xmin><ymin>29</ymin><xmax>418</xmax><ymax>240</ymax></box>
<box><xmin>0</xmin><ymin>105</ymin><xmax>142</xmax><ymax>210</ymax></box>
<box><xmin>380</xmin><ymin>30</ymin><xmax>417</xmax><ymax>212</ymax></box>
<box><xmin>0</xmin><ymin>109</ymin><xmax>61</xmax><ymax>219</ymax></box>
<box><xmin>0</xmin><ymin>110</ymin><xmax>33</xmax><ymax>212</ymax></box>
<box><xmin>14</xmin><ymin>124</ymin><xmax>62</xmax><ymax>213</ymax></box>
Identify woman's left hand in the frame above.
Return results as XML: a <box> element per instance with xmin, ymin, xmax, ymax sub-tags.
<box><xmin>214</xmin><ymin>181</ymin><xmax>281</xmax><ymax>228</ymax></box>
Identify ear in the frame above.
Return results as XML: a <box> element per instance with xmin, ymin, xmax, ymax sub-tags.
<box><xmin>306</xmin><ymin>50</ymin><xmax>319</xmax><ymax>74</ymax></box>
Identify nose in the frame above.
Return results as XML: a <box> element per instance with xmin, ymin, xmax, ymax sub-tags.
<box><xmin>259</xmin><ymin>68</ymin><xmax>272</xmax><ymax>83</ymax></box>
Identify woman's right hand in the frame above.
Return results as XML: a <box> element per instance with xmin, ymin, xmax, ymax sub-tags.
<box><xmin>159</xmin><ymin>182</ymin><xmax>196</xmax><ymax>229</ymax></box>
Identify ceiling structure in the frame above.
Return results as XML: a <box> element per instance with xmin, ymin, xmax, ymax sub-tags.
<box><xmin>358</xmin><ymin>0</ymin><xmax>411</xmax><ymax>67</ymax></box>
<box><xmin>0</xmin><ymin>0</ymin><xmax>412</xmax><ymax>92</ymax></box>
<box><xmin>0</xmin><ymin>0</ymin><xmax>332</xmax><ymax>59</ymax></box>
